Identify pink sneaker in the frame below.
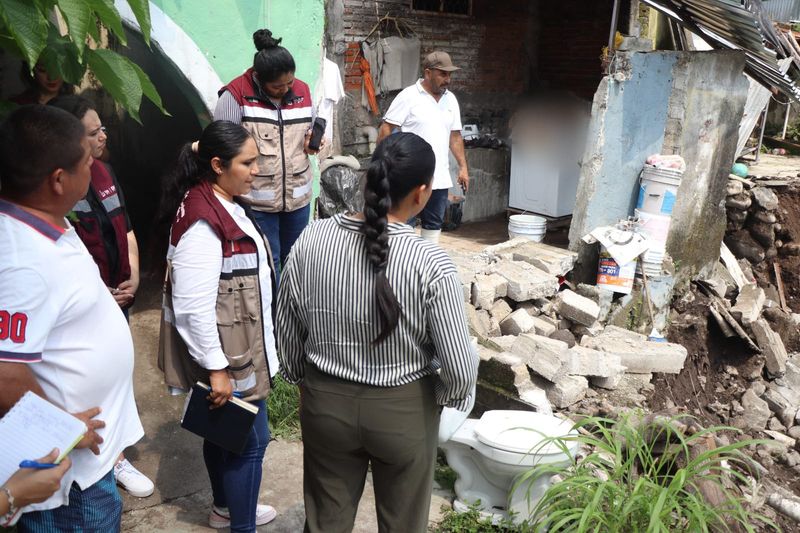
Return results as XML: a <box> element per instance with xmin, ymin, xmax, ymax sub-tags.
<box><xmin>208</xmin><ymin>504</ymin><xmax>277</xmax><ymax>528</ymax></box>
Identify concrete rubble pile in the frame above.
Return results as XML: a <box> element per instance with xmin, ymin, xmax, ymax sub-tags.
<box><xmin>452</xmin><ymin>237</ymin><xmax>688</xmax><ymax>411</ymax></box>
<box><xmin>713</xmin><ymin>176</ymin><xmax>800</xmax><ymax>471</ymax></box>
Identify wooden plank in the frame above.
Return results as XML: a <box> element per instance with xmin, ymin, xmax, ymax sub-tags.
<box><xmin>728</xmin><ymin>173</ymin><xmax>755</xmax><ymax>188</ymax></box>
<box><xmin>711</xmin><ymin>298</ymin><xmax>762</xmax><ymax>353</ymax></box>
<box><xmin>775</xmin><ymin>262</ymin><xmax>789</xmax><ymax>311</ymax></box>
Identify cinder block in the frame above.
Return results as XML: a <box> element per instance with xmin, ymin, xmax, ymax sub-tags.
<box><xmin>751</xmin><ymin>319</ymin><xmax>788</xmax><ymax>377</ymax></box>
<box><xmin>499</xmin><ymin>309</ymin><xmax>535</xmax><ymax>336</ymax></box>
<box><xmin>489</xmin><ymin>299</ymin><xmax>513</xmax><ymax>323</ymax></box>
<box><xmin>494</xmin><ymin>261</ymin><xmax>559</xmax><ymax>302</ymax></box>
<box><xmin>471</xmin><ymin>273</ymin><xmax>508</xmax><ymax>309</ymax></box>
<box><xmin>554</xmin><ymin>289</ymin><xmax>600</xmax><ymax>327</ymax></box>
<box><xmin>564</xmin><ymin>346</ymin><xmax>623</xmax><ymax>378</ymax></box>
<box><xmin>531</xmin><ymin>315</ymin><xmax>557</xmax><ymax>337</ymax></box>
<box><xmin>510</xmin><ymin>334</ymin><xmax>568</xmax><ymax>382</ymax></box>
<box><xmin>532</xmin><ymin>374</ymin><xmax>588</xmax><ymax>409</ymax></box>
<box><xmin>730</xmin><ymin>284</ymin><xmax>764</xmax><ymax>325</ymax></box>
<box><xmin>581</xmin><ymin>326</ymin><xmax>687</xmax><ymax>374</ymax></box>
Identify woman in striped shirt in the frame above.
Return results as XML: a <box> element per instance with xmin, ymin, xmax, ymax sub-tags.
<box><xmin>277</xmin><ymin>132</ymin><xmax>478</xmax><ymax>533</ymax></box>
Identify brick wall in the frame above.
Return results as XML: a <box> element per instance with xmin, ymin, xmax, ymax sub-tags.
<box><xmin>341</xmin><ymin>0</ymin><xmax>530</xmax><ymax>97</ymax></box>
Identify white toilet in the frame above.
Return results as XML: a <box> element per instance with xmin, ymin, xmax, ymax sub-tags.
<box><xmin>440</xmin><ymin>408</ymin><xmax>579</xmax><ymax>525</ymax></box>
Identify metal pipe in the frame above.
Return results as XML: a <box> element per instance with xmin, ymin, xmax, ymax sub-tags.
<box><xmin>608</xmin><ymin>0</ymin><xmax>622</xmax><ymax>51</ymax></box>
<box><xmin>782</xmin><ymin>101</ymin><xmax>791</xmax><ymax>140</ymax></box>
<box><xmin>755</xmin><ymin>106</ymin><xmax>768</xmax><ymax>165</ymax></box>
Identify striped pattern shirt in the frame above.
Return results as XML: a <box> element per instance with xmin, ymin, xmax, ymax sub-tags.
<box><xmin>276</xmin><ymin>214</ymin><xmax>478</xmax><ymax>410</ymax></box>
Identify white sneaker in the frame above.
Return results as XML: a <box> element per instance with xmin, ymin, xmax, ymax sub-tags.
<box><xmin>208</xmin><ymin>504</ymin><xmax>277</xmax><ymax>528</ymax></box>
<box><xmin>113</xmin><ymin>459</ymin><xmax>155</xmax><ymax>498</ymax></box>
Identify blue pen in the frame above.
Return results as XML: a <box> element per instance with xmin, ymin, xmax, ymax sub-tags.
<box><xmin>19</xmin><ymin>460</ymin><xmax>58</xmax><ymax>469</ymax></box>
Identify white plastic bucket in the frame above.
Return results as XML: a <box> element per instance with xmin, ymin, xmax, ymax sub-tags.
<box><xmin>636</xmin><ymin>209</ymin><xmax>672</xmax><ymax>247</ymax></box>
<box><xmin>596</xmin><ymin>246</ymin><xmax>636</xmax><ymax>294</ymax></box>
<box><xmin>637</xmin><ymin>166</ymin><xmax>681</xmax><ymax>215</ymax></box>
<box><xmin>508</xmin><ymin>214</ymin><xmax>547</xmax><ymax>243</ymax></box>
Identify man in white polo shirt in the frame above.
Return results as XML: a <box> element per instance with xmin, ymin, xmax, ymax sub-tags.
<box><xmin>378</xmin><ymin>50</ymin><xmax>469</xmax><ymax>243</ymax></box>
<box><xmin>0</xmin><ymin>105</ymin><xmax>144</xmax><ymax>531</ymax></box>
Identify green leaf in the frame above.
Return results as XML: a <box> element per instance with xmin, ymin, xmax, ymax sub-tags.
<box><xmin>0</xmin><ymin>0</ymin><xmax>48</xmax><ymax>67</ymax></box>
<box><xmin>39</xmin><ymin>25</ymin><xmax>85</xmax><ymax>85</ymax></box>
<box><xmin>128</xmin><ymin>60</ymin><xmax>170</xmax><ymax>117</ymax></box>
<box><xmin>124</xmin><ymin>0</ymin><xmax>150</xmax><ymax>45</ymax></box>
<box><xmin>86</xmin><ymin>48</ymin><xmax>142</xmax><ymax>122</ymax></box>
<box><xmin>57</xmin><ymin>0</ymin><xmax>92</xmax><ymax>58</ymax></box>
<box><xmin>86</xmin><ymin>0</ymin><xmax>126</xmax><ymax>46</ymax></box>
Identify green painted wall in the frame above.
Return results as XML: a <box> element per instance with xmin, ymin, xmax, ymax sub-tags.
<box><xmin>150</xmin><ymin>0</ymin><xmax>324</xmax><ymax>91</ymax></box>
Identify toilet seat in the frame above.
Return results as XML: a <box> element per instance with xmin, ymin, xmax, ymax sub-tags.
<box><xmin>448</xmin><ymin>411</ymin><xmax>578</xmax><ymax>467</ymax></box>
<box><xmin>474</xmin><ymin>410</ymin><xmax>575</xmax><ymax>455</ymax></box>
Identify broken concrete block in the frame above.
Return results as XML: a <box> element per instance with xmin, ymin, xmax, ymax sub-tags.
<box><xmin>550</xmin><ymin>329</ymin><xmax>577</xmax><ymax>348</ymax></box>
<box><xmin>510</xmin><ymin>334</ymin><xmax>568</xmax><ymax>382</ymax></box>
<box><xmin>516</xmin><ymin>301</ymin><xmax>540</xmax><ymax>317</ymax></box>
<box><xmin>533</xmin><ymin>298</ymin><xmax>555</xmax><ymax>315</ymax></box>
<box><xmin>581</xmin><ymin>325</ymin><xmax>687</xmax><ymax>374</ymax></box>
<box><xmin>577</xmin><ymin>283</ymin><xmax>614</xmax><ymax>322</ymax></box>
<box><xmin>494</xmin><ymin>261</ymin><xmax>559</xmax><ymax>302</ymax></box>
<box><xmin>532</xmin><ymin>374</ymin><xmax>588</xmax><ymax>409</ymax></box>
<box><xmin>465</xmin><ymin>304</ymin><xmax>488</xmax><ymax>340</ymax></box>
<box><xmin>517</xmin><ymin>384</ymin><xmax>552</xmax><ymax>414</ymax></box>
<box><xmin>554</xmin><ymin>289</ymin><xmax>600</xmax><ymax>327</ymax></box>
<box><xmin>590</xmin><ymin>372</ymin><xmax>625</xmax><ymax>390</ymax></box>
<box><xmin>572</xmin><ymin>321</ymin><xmax>604</xmax><ymax>338</ymax></box>
<box><xmin>727</xmin><ymin>180</ymin><xmax>744</xmax><ymax>196</ymax></box>
<box><xmin>478</xmin><ymin>351</ymin><xmax>529</xmax><ymax>393</ymax></box>
<box><xmin>730</xmin><ymin>284</ymin><xmax>765</xmax><ymax>325</ymax></box>
<box><xmin>489</xmin><ymin>299</ymin><xmax>513</xmax><ymax>323</ymax></box>
<box><xmin>564</xmin><ymin>346</ymin><xmax>623</xmax><ymax>378</ymax></box>
<box><xmin>752</xmin><ymin>187</ymin><xmax>779</xmax><ymax>211</ymax></box>
<box><xmin>531</xmin><ymin>315</ymin><xmax>557</xmax><ymax>337</ymax></box>
<box><xmin>499</xmin><ymin>309</ymin><xmax>535</xmax><ymax>336</ymax></box>
<box><xmin>471</xmin><ymin>273</ymin><xmax>507</xmax><ymax>309</ymax></box>
<box><xmin>510</xmin><ymin>242</ymin><xmax>578</xmax><ymax>277</ymax></box>
<box><xmin>492</xmin><ymin>335</ymin><xmax>519</xmax><ymax>352</ymax></box>
<box><xmin>751</xmin><ymin>319</ymin><xmax>788</xmax><ymax>377</ymax></box>
<box><xmin>732</xmin><ymin>388</ymin><xmax>771</xmax><ymax>431</ymax></box>
<box><xmin>488</xmin><ymin>316</ymin><xmax>502</xmax><ymax>337</ymax></box>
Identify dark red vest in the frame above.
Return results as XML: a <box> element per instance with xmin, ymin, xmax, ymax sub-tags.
<box><xmin>70</xmin><ymin>161</ymin><xmax>130</xmax><ymax>288</ymax></box>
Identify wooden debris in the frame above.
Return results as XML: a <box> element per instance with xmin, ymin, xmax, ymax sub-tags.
<box><xmin>768</xmin><ymin>493</ymin><xmax>800</xmax><ymax>523</ymax></box>
<box><xmin>774</xmin><ymin>262</ymin><xmax>788</xmax><ymax>311</ymax></box>
<box><xmin>710</xmin><ymin>297</ymin><xmax>761</xmax><ymax>353</ymax></box>
<box><xmin>709</xmin><ymin>305</ymin><xmax>736</xmax><ymax>338</ymax></box>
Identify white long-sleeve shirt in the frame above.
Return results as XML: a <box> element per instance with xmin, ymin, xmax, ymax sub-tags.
<box><xmin>171</xmin><ymin>193</ymin><xmax>279</xmax><ymax>377</ymax></box>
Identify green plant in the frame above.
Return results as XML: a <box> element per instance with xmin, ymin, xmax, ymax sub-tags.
<box><xmin>435</xmin><ymin>451</ymin><xmax>457</xmax><ymax>492</ymax></box>
<box><xmin>512</xmin><ymin>413</ymin><xmax>777</xmax><ymax>532</ymax></box>
<box><xmin>0</xmin><ymin>0</ymin><xmax>166</xmax><ymax>121</ymax></box>
<box><xmin>267</xmin><ymin>375</ymin><xmax>301</xmax><ymax>440</ymax></box>
<box><xmin>429</xmin><ymin>502</ymin><xmax>523</xmax><ymax>533</ymax></box>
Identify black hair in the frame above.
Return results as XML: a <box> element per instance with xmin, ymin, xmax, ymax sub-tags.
<box><xmin>156</xmin><ymin>120</ymin><xmax>253</xmax><ymax>232</ymax></box>
<box><xmin>0</xmin><ymin>105</ymin><xmax>86</xmax><ymax>199</ymax></box>
<box><xmin>252</xmin><ymin>29</ymin><xmax>296</xmax><ymax>83</ymax></box>
<box><xmin>364</xmin><ymin>132</ymin><xmax>435</xmax><ymax>344</ymax></box>
<box><xmin>48</xmin><ymin>95</ymin><xmax>96</xmax><ymax>121</ymax></box>
<box><xmin>19</xmin><ymin>62</ymin><xmax>74</xmax><ymax>98</ymax></box>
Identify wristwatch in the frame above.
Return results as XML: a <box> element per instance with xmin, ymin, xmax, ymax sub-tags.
<box><xmin>1</xmin><ymin>485</ymin><xmax>17</xmax><ymax>523</ymax></box>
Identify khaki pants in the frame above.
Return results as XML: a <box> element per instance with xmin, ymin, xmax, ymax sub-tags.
<box><xmin>300</xmin><ymin>363</ymin><xmax>441</xmax><ymax>533</ymax></box>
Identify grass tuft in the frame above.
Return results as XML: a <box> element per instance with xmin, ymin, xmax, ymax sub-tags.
<box><xmin>267</xmin><ymin>375</ymin><xmax>301</xmax><ymax>440</ymax></box>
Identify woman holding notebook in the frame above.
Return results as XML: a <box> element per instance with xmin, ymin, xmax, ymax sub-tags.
<box><xmin>157</xmin><ymin>121</ymin><xmax>279</xmax><ymax>532</ymax></box>
<box><xmin>276</xmin><ymin>133</ymin><xmax>478</xmax><ymax>532</ymax></box>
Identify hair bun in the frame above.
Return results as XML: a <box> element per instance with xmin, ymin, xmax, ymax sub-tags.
<box><xmin>253</xmin><ymin>29</ymin><xmax>282</xmax><ymax>51</ymax></box>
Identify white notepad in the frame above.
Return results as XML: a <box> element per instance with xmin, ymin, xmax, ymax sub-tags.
<box><xmin>0</xmin><ymin>392</ymin><xmax>87</xmax><ymax>486</ymax></box>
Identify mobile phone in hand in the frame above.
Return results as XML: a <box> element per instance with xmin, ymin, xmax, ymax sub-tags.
<box><xmin>308</xmin><ymin>117</ymin><xmax>327</xmax><ymax>151</ymax></box>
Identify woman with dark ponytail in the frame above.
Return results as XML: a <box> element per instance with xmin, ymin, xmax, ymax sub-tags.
<box><xmin>277</xmin><ymin>132</ymin><xmax>478</xmax><ymax>532</ymax></box>
<box><xmin>157</xmin><ymin>121</ymin><xmax>280</xmax><ymax>532</ymax></box>
<box><xmin>215</xmin><ymin>28</ymin><xmax>319</xmax><ymax>281</ymax></box>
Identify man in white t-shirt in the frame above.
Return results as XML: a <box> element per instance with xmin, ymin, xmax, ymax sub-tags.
<box><xmin>0</xmin><ymin>106</ymin><xmax>144</xmax><ymax>531</ymax></box>
<box><xmin>378</xmin><ymin>51</ymin><xmax>470</xmax><ymax>243</ymax></box>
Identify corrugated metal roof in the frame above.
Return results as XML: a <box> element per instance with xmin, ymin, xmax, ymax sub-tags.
<box><xmin>761</xmin><ymin>0</ymin><xmax>800</xmax><ymax>22</ymax></box>
<box><xmin>641</xmin><ymin>0</ymin><xmax>800</xmax><ymax>100</ymax></box>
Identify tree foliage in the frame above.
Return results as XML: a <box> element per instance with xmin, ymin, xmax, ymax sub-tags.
<box><xmin>0</xmin><ymin>0</ymin><xmax>166</xmax><ymax>122</ymax></box>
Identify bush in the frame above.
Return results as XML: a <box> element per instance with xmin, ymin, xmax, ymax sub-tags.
<box><xmin>267</xmin><ymin>375</ymin><xmax>301</xmax><ymax>440</ymax></box>
<box><xmin>429</xmin><ymin>502</ymin><xmax>522</xmax><ymax>532</ymax></box>
<box><xmin>514</xmin><ymin>412</ymin><xmax>777</xmax><ymax>532</ymax></box>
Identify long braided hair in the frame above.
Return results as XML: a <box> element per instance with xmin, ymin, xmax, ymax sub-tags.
<box><xmin>363</xmin><ymin>132</ymin><xmax>435</xmax><ymax>344</ymax></box>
